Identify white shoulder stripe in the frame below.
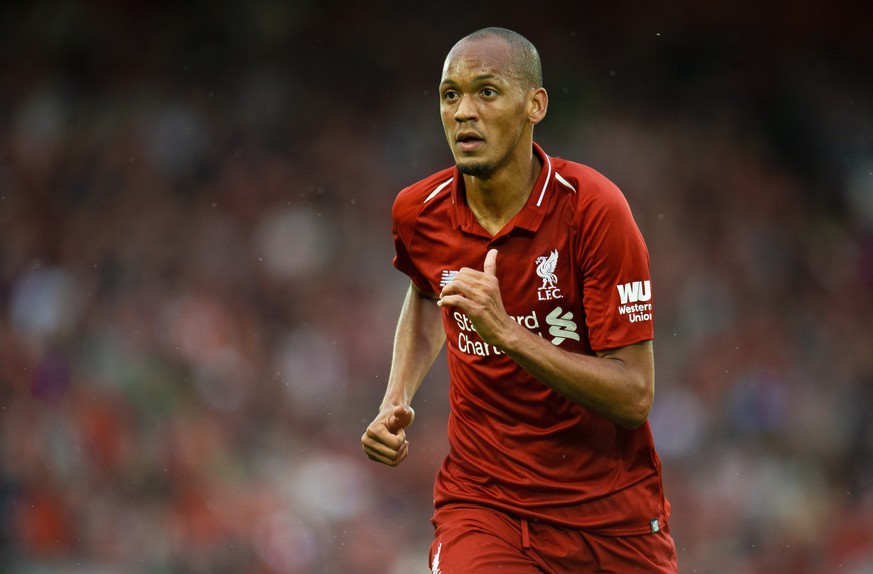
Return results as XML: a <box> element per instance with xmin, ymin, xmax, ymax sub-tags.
<box><xmin>555</xmin><ymin>171</ymin><xmax>576</xmax><ymax>192</ymax></box>
<box><xmin>535</xmin><ymin>154</ymin><xmax>553</xmax><ymax>207</ymax></box>
<box><xmin>424</xmin><ymin>177</ymin><xmax>454</xmax><ymax>203</ymax></box>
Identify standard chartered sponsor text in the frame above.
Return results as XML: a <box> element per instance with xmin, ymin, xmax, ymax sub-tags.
<box><xmin>452</xmin><ymin>310</ymin><xmax>542</xmax><ymax>357</ymax></box>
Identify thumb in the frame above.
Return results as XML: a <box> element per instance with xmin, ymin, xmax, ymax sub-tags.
<box><xmin>387</xmin><ymin>405</ymin><xmax>414</xmax><ymax>433</ymax></box>
<box><xmin>484</xmin><ymin>248</ymin><xmax>498</xmax><ymax>276</ymax></box>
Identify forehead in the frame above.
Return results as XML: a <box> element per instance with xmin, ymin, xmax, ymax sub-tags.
<box><xmin>441</xmin><ymin>36</ymin><xmax>516</xmax><ymax>84</ymax></box>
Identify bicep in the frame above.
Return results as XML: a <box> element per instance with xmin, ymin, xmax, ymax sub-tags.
<box><xmin>595</xmin><ymin>340</ymin><xmax>654</xmax><ymax>384</ymax></box>
<box><xmin>409</xmin><ymin>280</ymin><xmax>440</xmax><ymax>301</ymax></box>
<box><xmin>593</xmin><ymin>340</ymin><xmax>655</xmax><ymax>428</ymax></box>
<box><xmin>396</xmin><ymin>281</ymin><xmax>445</xmax><ymax>348</ymax></box>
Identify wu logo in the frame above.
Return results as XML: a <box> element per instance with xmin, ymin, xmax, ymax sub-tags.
<box><xmin>616</xmin><ymin>280</ymin><xmax>651</xmax><ymax>304</ymax></box>
<box><xmin>535</xmin><ymin>249</ymin><xmax>563</xmax><ymax>301</ymax></box>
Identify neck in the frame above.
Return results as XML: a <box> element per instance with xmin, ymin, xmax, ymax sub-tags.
<box><xmin>464</xmin><ymin>150</ymin><xmax>542</xmax><ymax>236</ymax></box>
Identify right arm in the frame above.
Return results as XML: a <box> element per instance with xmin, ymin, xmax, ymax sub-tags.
<box><xmin>361</xmin><ymin>281</ymin><xmax>446</xmax><ymax>466</ymax></box>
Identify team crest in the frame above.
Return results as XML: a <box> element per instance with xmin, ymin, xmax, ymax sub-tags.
<box><xmin>535</xmin><ymin>249</ymin><xmax>563</xmax><ymax>301</ymax></box>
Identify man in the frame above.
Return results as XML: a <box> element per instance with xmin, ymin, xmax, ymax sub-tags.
<box><xmin>361</xmin><ymin>27</ymin><xmax>677</xmax><ymax>573</ymax></box>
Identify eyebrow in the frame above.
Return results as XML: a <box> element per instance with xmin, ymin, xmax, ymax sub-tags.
<box><xmin>440</xmin><ymin>73</ymin><xmax>501</xmax><ymax>87</ymax></box>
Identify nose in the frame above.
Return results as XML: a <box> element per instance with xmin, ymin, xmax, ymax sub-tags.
<box><xmin>453</xmin><ymin>94</ymin><xmax>478</xmax><ymax>122</ymax></box>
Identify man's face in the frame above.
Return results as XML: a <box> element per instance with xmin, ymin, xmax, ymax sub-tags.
<box><xmin>439</xmin><ymin>37</ymin><xmax>533</xmax><ymax>177</ymax></box>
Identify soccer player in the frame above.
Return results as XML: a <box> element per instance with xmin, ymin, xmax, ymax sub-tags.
<box><xmin>361</xmin><ymin>27</ymin><xmax>677</xmax><ymax>573</ymax></box>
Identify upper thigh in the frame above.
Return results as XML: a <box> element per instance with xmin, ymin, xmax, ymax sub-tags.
<box><xmin>592</xmin><ymin>527</ymin><xmax>677</xmax><ymax>574</ymax></box>
<box><xmin>430</xmin><ymin>506</ymin><xmax>543</xmax><ymax>574</ymax></box>
<box><xmin>529</xmin><ymin>521</ymin><xmax>677</xmax><ymax>574</ymax></box>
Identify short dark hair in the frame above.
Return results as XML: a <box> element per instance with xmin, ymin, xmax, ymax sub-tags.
<box><xmin>461</xmin><ymin>27</ymin><xmax>543</xmax><ymax>89</ymax></box>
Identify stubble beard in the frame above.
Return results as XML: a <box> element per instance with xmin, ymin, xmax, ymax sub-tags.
<box><xmin>456</xmin><ymin>160</ymin><xmax>492</xmax><ymax>177</ymax></box>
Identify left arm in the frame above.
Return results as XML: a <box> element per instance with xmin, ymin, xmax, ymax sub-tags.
<box><xmin>439</xmin><ymin>249</ymin><xmax>654</xmax><ymax>429</ymax></box>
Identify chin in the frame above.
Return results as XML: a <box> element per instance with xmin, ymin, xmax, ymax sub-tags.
<box><xmin>456</xmin><ymin>160</ymin><xmax>492</xmax><ymax>177</ymax></box>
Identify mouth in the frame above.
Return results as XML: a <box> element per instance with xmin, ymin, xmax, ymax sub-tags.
<box><xmin>455</xmin><ymin>132</ymin><xmax>484</xmax><ymax>152</ymax></box>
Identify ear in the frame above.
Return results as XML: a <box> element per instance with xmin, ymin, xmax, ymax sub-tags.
<box><xmin>527</xmin><ymin>87</ymin><xmax>548</xmax><ymax>125</ymax></box>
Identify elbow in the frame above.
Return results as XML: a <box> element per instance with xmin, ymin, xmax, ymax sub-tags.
<box><xmin>616</xmin><ymin>407</ymin><xmax>651</xmax><ymax>430</ymax></box>
<box><xmin>617</xmin><ymin>411</ymin><xmax>650</xmax><ymax>430</ymax></box>
<box><xmin>595</xmin><ymin>340</ymin><xmax>655</xmax><ymax>430</ymax></box>
<box><xmin>616</xmin><ymin>382</ymin><xmax>654</xmax><ymax>430</ymax></box>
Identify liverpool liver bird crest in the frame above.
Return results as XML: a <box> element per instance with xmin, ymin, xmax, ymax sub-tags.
<box><xmin>536</xmin><ymin>249</ymin><xmax>559</xmax><ymax>290</ymax></box>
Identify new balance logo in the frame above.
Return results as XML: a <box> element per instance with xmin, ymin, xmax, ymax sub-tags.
<box><xmin>440</xmin><ymin>270</ymin><xmax>458</xmax><ymax>288</ymax></box>
<box><xmin>616</xmin><ymin>280</ymin><xmax>651</xmax><ymax>304</ymax></box>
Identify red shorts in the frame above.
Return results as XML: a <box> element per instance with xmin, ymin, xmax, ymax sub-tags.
<box><xmin>430</xmin><ymin>504</ymin><xmax>677</xmax><ymax>574</ymax></box>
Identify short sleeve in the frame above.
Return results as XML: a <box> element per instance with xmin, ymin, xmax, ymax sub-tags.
<box><xmin>575</xmin><ymin>171</ymin><xmax>653</xmax><ymax>351</ymax></box>
<box><xmin>392</xmin><ymin>189</ymin><xmax>436</xmax><ymax>294</ymax></box>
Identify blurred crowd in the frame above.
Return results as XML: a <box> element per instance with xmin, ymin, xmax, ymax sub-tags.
<box><xmin>1</xmin><ymin>1</ymin><xmax>872</xmax><ymax>573</ymax></box>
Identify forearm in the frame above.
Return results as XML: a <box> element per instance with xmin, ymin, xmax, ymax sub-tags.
<box><xmin>381</xmin><ymin>283</ymin><xmax>446</xmax><ymax>409</ymax></box>
<box><xmin>498</xmin><ymin>323</ymin><xmax>654</xmax><ymax>429</ymax></box>
<box><xmin>437</xmin><ymin>249</ymin><xmax>653</xmax><ymax>429</ymax></box>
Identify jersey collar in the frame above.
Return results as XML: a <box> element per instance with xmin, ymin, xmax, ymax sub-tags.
<box><xmin>449</xmin><ymin>142</ymin><xmax>553</xmax><ymax>238</ymax></box>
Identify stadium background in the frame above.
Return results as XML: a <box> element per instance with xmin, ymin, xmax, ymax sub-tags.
<box><xmin>1</xmin><ymin>0</ymin><xmax>872</xmax><ymax>572</ymax></box>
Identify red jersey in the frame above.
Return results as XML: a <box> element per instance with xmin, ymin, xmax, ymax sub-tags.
<box><xmin>392</xmin><ymin>143</ymin><xmax>670</xmax><ymax>535</ymax></box>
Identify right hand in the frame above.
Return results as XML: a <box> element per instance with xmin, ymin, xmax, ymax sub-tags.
<box><xmin>361</xmin><ymin>404</ymin><xmax>415</xmax><ymax>466</ymax></box>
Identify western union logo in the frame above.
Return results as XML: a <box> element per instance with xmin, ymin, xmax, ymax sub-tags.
<box><xmin>616</xmin><ymin>280</ymin><xmax>651</xmax><ymax>305</ymax></box>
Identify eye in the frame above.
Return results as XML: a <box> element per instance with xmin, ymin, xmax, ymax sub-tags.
<box><xmin>442</xmin><ymin>90</ymin><xmax>459</xmax><ymax>101</ymax></box>
<box><xmin>481</xmin><ymin>87</ymin><xmax>497</xmax><ymax>97</ymax></box>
